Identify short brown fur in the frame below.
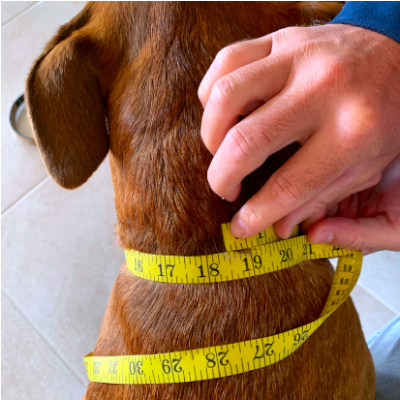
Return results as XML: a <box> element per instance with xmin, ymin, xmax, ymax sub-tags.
<box><xmin>26</xmin><ymin>2</ymin><xmax>375</xmax><ymax>399</ymax></box>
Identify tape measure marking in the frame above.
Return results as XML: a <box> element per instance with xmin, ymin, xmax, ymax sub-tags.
<box><xmin>84</xmin><ymin>224</ymin><xmax>362</xmax><ymax>384</ymax></box>
<box><xmin>124</xmin><ymin>236</ymin><xmax>353</xmax><ymax>285</ymax></box>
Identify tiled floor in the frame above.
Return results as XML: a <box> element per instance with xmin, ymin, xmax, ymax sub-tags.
<box><xmin>1</xmin><ymin>1</ymin><xmax>37</xmax><ymax>26</ymax></box>
<box><xmin>2</xmin><ymin>2</ymin><xmax>400</xmax><ymax>399</ymax></box>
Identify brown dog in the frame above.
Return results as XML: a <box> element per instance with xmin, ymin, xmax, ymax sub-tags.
<box><xmin>26</xmin><ymin>2</ymin><xmax>375</xmax><ymax>399</ymax></box>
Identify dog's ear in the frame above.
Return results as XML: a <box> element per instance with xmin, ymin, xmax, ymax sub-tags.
<box><xmin>294</xmin><ymin>1</ymin><xmax>344</xmax><ymax>23</ymax></box>
<box><xmin>25</xmin><ymin>5</ymin><xmax>109</xmax><ymax>189</ymax></box>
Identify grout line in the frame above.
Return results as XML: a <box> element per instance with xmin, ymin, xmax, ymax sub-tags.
<box><xmin>1</xmin><ymin>1</ymin><xmax>42</xmax><ymax>29</ymax></box>
<box><xmin>357</xmin><ymin>281</ymin><xmax>400</xmax><ymax>316</ymax></box>
<box><xmin>1</xmin><ymin>176</ymin><xmax>50</xmax><ymax>217</ymax></box>
<box><xmin>2</xmin><ymin>289</ymin><xmax>87</xmax><ymax>387</ymax></box>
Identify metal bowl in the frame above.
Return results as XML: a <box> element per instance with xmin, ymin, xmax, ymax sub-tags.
<box><xmin>10</xmin><ymin>94</ymin><xmax>36</xmax><ymax>145</ymax></box>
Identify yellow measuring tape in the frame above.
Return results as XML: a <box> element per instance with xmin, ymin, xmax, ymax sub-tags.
<box><xmin>84</xmin><ymin>224</ymin><xmax>362</xmax><ymax>384</ymax></box>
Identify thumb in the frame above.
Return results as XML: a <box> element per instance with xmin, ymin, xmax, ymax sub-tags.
<box><xmin>307</xmin><ymin>217</ymin><xmax>400</xmax><ymax>254</ymax></box>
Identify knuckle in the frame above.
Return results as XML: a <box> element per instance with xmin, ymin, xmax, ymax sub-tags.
<box><xmin>309</xmin><ymin>200</ymin><xmax>328</xmax><ymax>217</ymax></box>
<box><xmin>270</xmin><ymin>173</ymin><xmax>303</xmax><ymax>207</ymax></box>
<box><xmin>211</xmin><ymin>76</ymin><xmax>235</xmax><ymax>107</ymax></box>
<box><xmin>300</xmin><ymin>40</ymin><xmax>318</xmax><ymax>61</ymax></box>
<box><xmin>317</xmin><ymin>58</ymin><xmax>351</xmax><ymax>91</ymax></box>
<box><xmin>228</xmin><ymin>126</ymin><xmax>254</xmax><ymax>164</ymax></box>
<box><xmin>226</xmin><ymin>118</ymin><xmax>280</xmax><ymax>167</ymax></box>
<box><xmin>274</xmin><ymin>26</ymin><xmax>302</xmax><ymax>43</ymax></box>
<box><xmin>285</xmin><ymin>26</ymin><xmax>301</xmax><ymax>36</ymax></box>
<box><xmin>215</xmin><ymin>45</ymin><xmax>237</xmax><ymax>65</ymax></box>
<box><xmin>350</xmin><ymin>102</ymin><xmax>379</xmax><ymax>133</ymax></box>
<box><xmin>341</xmin><ymin>102</ymin><xmax>379</xmax><ymax>155</ymax></box>
<box><xmin>240</xmin><ymin>203</ymin><xmax>263</xmax><ymax>226</ymax></box>
<box><xmin>343</xmin><ymin>125</ymin><xmax>365</xmax><ymax>149</ymax></box>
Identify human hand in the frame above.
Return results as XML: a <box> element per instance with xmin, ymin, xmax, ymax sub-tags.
<box><xmin>305</xmin><ymin>154</ymin><xmax>400</xmax><ymax>254</ymax></box>
<box><xmin>198</xmin><ymin>24</ymin><xmax>400</xmax><ymax>252</ymax></box>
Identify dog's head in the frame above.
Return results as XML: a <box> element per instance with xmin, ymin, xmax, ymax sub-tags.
<box><xmin>25</xmin><ymin>1</ymin><xmax>342</xmax><ymax>189</ymax></box>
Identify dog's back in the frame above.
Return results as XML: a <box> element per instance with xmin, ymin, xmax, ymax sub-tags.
<box><xmin>26</xmin><ymin>2</ymin><xmax>375</xmax><ymax>399</ymax></box>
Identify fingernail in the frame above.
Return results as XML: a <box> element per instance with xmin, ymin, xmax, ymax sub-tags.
<box><xmin>230</xmin><ymin>214</ymin><xmax>246</xmax><ymax>238</ymax></box>
<box><xmin>315</xmin><ymin>230</ymin><xmax>334</xmax><ymax>244</ymax></box>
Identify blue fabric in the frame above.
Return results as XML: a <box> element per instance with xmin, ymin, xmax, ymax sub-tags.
<box><xmin>367</xmin><ymin>316</ymin><xmax>400</xmax><ymax>400</ymax></box>
<box><xmin>329</xmin><ymin>1</ymin><xmax>400</xmax><ymax>44</ymax></box>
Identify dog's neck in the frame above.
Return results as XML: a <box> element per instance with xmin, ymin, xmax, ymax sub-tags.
<box><xmin>105</xmin><ymin>2</ymin><xmax>343</xmax><ymax>257</ymax></box>
<box><xmin>107</xmin><ymin>2</ymin><xmax>307</xmax><ymax>256</ymax></box>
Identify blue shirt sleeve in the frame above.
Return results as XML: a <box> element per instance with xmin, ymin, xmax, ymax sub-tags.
<box><xmin>329</xmin><ymin>1</ymin><xmax>400</xmax><ymax>44</ymax></box>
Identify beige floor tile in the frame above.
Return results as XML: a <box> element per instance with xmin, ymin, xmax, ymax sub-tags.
<box><xmin>2</xmin><ymin>293</ymin><xmax>86</xmax><ymax>400</ymax></box>
<box><xmin>358</xmin><ymin>251</ymin><xmax>400</xmax><ymax>315</ymax></box>
<box><xmin>351</xmin><ymin>284</ymin><xmax>397</xmax><ymax>339</ymax></box>
<box><xmin>2</xmin><ymin>158</ymin><xmax>124</xmax><ymax>383</ymax></box>
<box><xmin>1</xmin><ymin>114</ymin><xmax>48</xmax><ymax>213</ymax></box>
<box><xmin>1</xmin><ymin>1</ymin><xmax>85</xmax><ymax>212</ymax></box>
<box><xmin>2</xmin><ymin>1</ymin><xmax>38</xmax><ymax>18</ymax></box>
<box><xmin>1</xmin><ymin>6</ymin><xmax>13</xmax><ymax>25</ymax></box>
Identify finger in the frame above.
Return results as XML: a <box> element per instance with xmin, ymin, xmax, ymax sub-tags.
<box><xmin>229</xmin><ymin>130</ymin><xmax>356</xmax><ymax>238</ymax></box>
<box><xmin>361</xmin><ymin>249</ymin><xmax>374</xmax><ymax>256</ymax></box>
<box><xmin>274</xmin><ymin>173</ymin><xmax>382</xmax><ymax>238</ymax></box>
<box><xmin>299</xmin><ymin>206</ymin><xmax>329</xmax><ymax>234</ymax></box>
<box><xmin>301</xmin><ymin>201</ymin><xmax>341</xmax><ymax>233</ymax></box>
<box><xmin>301</xmin><ymin>174</ymin><xmax>382</xmax><ymax>233</ymax></box>
<box><xmin>201</xmin><ymin>53</ymin><xmax>292</xmax><ymax>155</ymax></box>
<box><xmin>198</xmin><ymin>35</ymin><xmax>273</xmax><ymax>107</ymax></box>
<box><xmin>307</xmin><ymin>216</ymin><xmax>400</xmax><ymax>253</ymax></box>
<box><xmin>301</xmin><ymin>202</ymin><xmax>340</xmax><ymax>233</ymax></box>
<box><xmin>207</xmin><ymin>89</ymin><xmax>315</xmax><ymax>201</ymax></box>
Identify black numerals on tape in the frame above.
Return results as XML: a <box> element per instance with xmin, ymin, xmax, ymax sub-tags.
<box><xmin>198</xmin><ymin>263</ymin><xmax>220</xmax><ymax>278</ymax></box>
<box><xmin>158</xmin><ymin>264</ymin><xmax>175</xmax><ymax>277</ymax></box>
<box><xmin>134</xmin><ymin>259</ymin><xmax>143</xmax><ymax>272</ymax></box>
<box><xmin>280</xmin><ymin>248</ymin><xmax>293</xmax><ymax>263</ymax></box>
<box><xmin>198</xmin><ymin>265</ymin><xmax>206</xmax><ymax>278</ymax></box>
<box><xmin>209</xmin><ymin>263</ymin><xmax>220</xmax><ymax>277</ymax></box>
<box><xmin>109</xmin><ymin>361</ymin><xmax>118</xmax><ymax>374</ymax></box>
<box><xmin>129</xmin><ymin>361</ymin><xmax>144</xmax><ymax>375</ymax></box>
<box><xmin>302</xmin><ymin>244</ymin><xmax>315</xmax><ymax>256</ymax></box>
<box><xmin>205</xmin><ymin>351</ymin><xmax>229</xmax><ymax>368</ymax></box>
<box><xmin>162</xmin><ymin>358</ymin><xmax>182</xmax><ymax>374</ymax></box>
<box><xmin>243</xmin><ymin>255</ymin><xmax>262</xmax><ymax>272</ymax></box>
<box><xmin>218</xmin><ymin>351</ymin><xmax>229</xmax><ymax>366</ymax></box>
<box><xmin>93</xmin><ymin>361</ymin><xmax>101</xmax><ymax>374</ymax></box>
<box><xmin>294</xmin><ymin>329</ymin><xmax>310</xmax><ymax>346</ymax></box>
<box><xmin>206</xmin><ymin>353</ymin><xmax>217</xmax><ymax>368</ymax></box>
<box><xmin>254</xmin><ymin>342</ymin><xmax>275</xmax><ymax>360</ymax></box>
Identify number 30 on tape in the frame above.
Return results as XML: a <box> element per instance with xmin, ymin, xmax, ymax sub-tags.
<box><xmin>83</xmin><ymin>224</ymin><xmax>362</xmax><ymax>384</ymax></box>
